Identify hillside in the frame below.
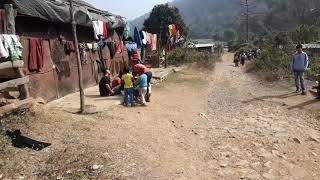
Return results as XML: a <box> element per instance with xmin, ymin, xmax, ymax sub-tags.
<box><xmin>130</xmin><ymin>0</ymin><xmax>238</xmax><ymax>39</ymax></box>
<box><xmin>130</xmin><ymin>0</ymin><xmax>320</xmax><ymax>40</ymax></box>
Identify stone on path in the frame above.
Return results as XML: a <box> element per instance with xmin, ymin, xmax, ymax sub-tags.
<box><xmin>92</xmin><ymin>164</ymin><xmax>104</xmax><ymax>170</ymax></box>
<box><xmin>293</xmin><ymin>137</ymin><xmax>302</xmax><ymax>144</ymax></box>
<box><xmin>263</xmin><ymin>161</ymin><xmax>272</xmax><ymax>169</ymax></box>
<box><xmin>262</xmin><ymin>172</ymin><xmax>274</xmax><ymax>179</ymax></box>
<box><xmin>220</xmin><ymin>163</ymin><xmax>228</xmax><ymax>168</ymax></box>
<box><xmin>250</xmin><ymin>162</ymin><xmax>261</xmax><ymax>170</ymax></box>
<box><xmin>259</xmin><ymin>152</ymin><xmax>273</xmax><ymax>160</ymax></box>
<box><xmin>308</xmin><ymin>135</ymin><xmax>320</xmax><ymax>143</ymax></box>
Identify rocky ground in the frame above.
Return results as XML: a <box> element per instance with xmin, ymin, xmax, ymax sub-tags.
<box><xmin>0</xmin><ymin>53</ymin><xmax>320</xmax><ymax>179</ymax></box>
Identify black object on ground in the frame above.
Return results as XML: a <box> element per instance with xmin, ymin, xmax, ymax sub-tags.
<box><xmin>5</xmin><ymin>130</ymin><xmax>51</xmax><ymax>151</ymax></box>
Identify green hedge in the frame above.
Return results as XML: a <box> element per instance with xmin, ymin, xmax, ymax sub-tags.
<box><xmin>167</xmin><ymin>48</ymin><xmax>220</xmax><ymax>68</ymax></box>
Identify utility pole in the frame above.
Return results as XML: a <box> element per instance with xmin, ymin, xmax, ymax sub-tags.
<box><xmin>246</xmin><ymin>0</ymin><xmax>249</xmax><ymax>42</ymax></box>
<box><xmin>69</xmin><ymin>0</ymin><xmax>85</xmax><ymax>113</ymax></box>
<box><xmin>239</xmin><ymin>0</ymin><xmax>256</xmax><ymax>42</ymax></box>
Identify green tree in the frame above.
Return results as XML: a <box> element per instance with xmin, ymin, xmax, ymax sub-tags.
<box><xmin>143</xmin><ymin>4</ymin><xmax>188</xmax><ymax>42</ymax></box>
<box><xmin>223</xmin><ymin>30</ymin><xmax>236</xmax><ymax>41</ymax></box>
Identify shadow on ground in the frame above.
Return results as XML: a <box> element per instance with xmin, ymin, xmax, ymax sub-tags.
<box><xmin>242</xmin><ymin>92</ymin><xmax>299</xmax><ymax>104</ymax></box>
<box><xmin>243</xmin><ymin>91</ymin><xmax>320</xmax><ymax>110</ymax></box>
<box><xmin>288</xmin><ymin>99</ymin><xmax>320</xmax><ymax>110</ymax></box>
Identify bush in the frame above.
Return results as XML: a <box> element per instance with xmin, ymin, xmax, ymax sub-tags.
<box><xmin>246</xmin><ymin>44</ymin><xmax>293</xmax><ymax>80</ymax></box>
<box><xmin>167</xmin><ymin>48</ymin><xmax>221</xmax><ymax>69</ymax></box>
<box><xmin>246</xmin><ymin>26</ymin><xmax>320</xmax><ymax>81</ymax></box>
<box><xmin>228</xmin><ymin>41</ymin><xmax>252</xmax><ymax>52</ymax></box>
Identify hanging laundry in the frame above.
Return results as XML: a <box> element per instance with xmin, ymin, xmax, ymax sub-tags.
<box><xmin>134</xmin><ymin>27</ymin><xmax>142</xmax><ymax>49</ymax></box>
<box><xmin>168</xmin><ymin>24</ymin><xmax>173</xmax><ymax>37</ymax></box>
<box><xmin>92</xmin><ymin>43</ymin><xmax>98</xmax><ymax>51</ymax></box>
<box><xmin>150</xmin><ymin>34</ymin><xmax>154</xmax><ymax>50</ymax></box>
<box><xmin>79</xmin><ymin>43</ymin><xmax>87</xmax><ymax>64</ymax></box>
<box><xmin>2</xmin><ymin>35</ymin><xmax>23</xmax><ymax>61</ymax></box>
<box><xmin>55</xmin><ymin>61</ymin><xmax>71</xmax><ymax>77</ymax></box>
<box><xmin>125</xmin><ymin>42</ymin><xmax>137</xmax><ymax>53</ymax></box>
<box><xmin>98</xmin><ymin>38</ymin><xmax>106</xmax><ymax>48</ymax></box>
<box><xmin>0</xmin><ymin>36</ymin><xmax>9</xmax><ymax>58</ymax></box>
<box><xmin>170</xmin><ymin>36</ymin><xmax>175</xmax><ymax>49</ymax></box>
<box><xmin>64</xmin><ymin>40</ymin><xmax>75</xmax><ymax>55</ymax></box>
<box><xmin>175</xmin><ymin>30</ymin><xmax>181</xmax><ymax>44</ymax></box>
<box><xmin>103</xmin><ymin>22</ymin><xmax>108</xmax><ymax>39</ymax></box>
<box><xmin>86</xmin><ymin>43</ymin><xmax>93</xmax><ymax>50</ymax></box>
<box><xmin>92</xmin><ymin>20</ymin><xmax>104</xmax><ymax>40</ymax></box>
<box><xmin>124</xmin><ymin>22</ymin><xmax>130</xmax><ymax>39</ymax></box>
<box><xmin>141</xmin><ymin>31</ymin><xmax>147</xmax><ymax>45</ymax></box>
<box><xmin>107</xmin><ymin>41</ymin><xmax>116</xmax><ymax>59</ymax></box>
<box><xmin>152</xmin><ymin>34</ymin><xmax>157</xmax><ymax>51</ymax></box>
<box><xmin>115</xmin><ymin>40</ymin><xmax>123</xmax><ymax>54</ymax></box>
<box><xmin>172</xmin><ymin>24</ymin><xmax>177</xmax><ymax>37</ymax></box>
<box><xmin>28</xmin><ymin>38</ymin><xmax>43</xmax><ymax>72</ymax></box>
<box><xmin>58</xmin><ymin>34</ymin><xmax>65</xmax><ymax>42</ymax></box>
<box><xmin>146</xmin><ymin>33</ymin><xmax>151</xmax><ymax>45</ymax></box>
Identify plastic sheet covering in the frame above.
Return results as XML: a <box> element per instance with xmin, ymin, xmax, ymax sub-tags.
<box><xmin>9</xmin><ymin>0</ymin><xmax>125</xmax><ymax>28</ymax></box>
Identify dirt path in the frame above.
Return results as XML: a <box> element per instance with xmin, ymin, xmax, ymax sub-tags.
<box><xmin>1</xmin><ymin>53</ymin><xmax>320</xmax><ymax>179</ymax></box>
<box><xmin>202</xmin><ymin>53</ymin><xmax>320</xmax><ymax>179</ymax></box>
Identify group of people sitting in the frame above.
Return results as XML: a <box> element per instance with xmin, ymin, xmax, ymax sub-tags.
<box><xmin>99</xmin><ymin>63</ymin><xmax>153</xmax><ymax>107</ymax></box>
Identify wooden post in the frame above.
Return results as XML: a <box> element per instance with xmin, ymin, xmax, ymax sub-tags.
<box><xmin>69</xmin><ymin>0</ymin><xmax>85</xmax><ymax>113</ymax></box>
<box><xmin>3</xmin><ymin>4</ymin><xmax>15</xmax><ymax>34</ymax></box>
<box><xmin>157</xmin><ymin>33</ymin><xmax>161</xmax><ymax>68</ymax></box>
<box><xmin>164</xmin><ymin>43</ymin><xmax>168</xmax><ymax>68</ymax></box>
<box><xmin>4</xmin><ymin>4</ymin><xmax>29</xmax><ymax>99</ymax></box>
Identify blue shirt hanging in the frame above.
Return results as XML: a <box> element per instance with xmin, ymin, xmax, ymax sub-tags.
<box><xmin>124</xmin><ymin>23</ymin><xmax>131</xmax><ymax>39</ymax></box>
<box><xmin>134</xmin><ymin>27</ymin><xmax>142</xmax><ymax>49</ymax></box>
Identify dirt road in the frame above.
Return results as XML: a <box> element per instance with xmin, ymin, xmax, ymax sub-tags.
<box><xmin>1</xmin><ymin>53</ymin><xmax>320</xmax><ymax>179</ymax></box>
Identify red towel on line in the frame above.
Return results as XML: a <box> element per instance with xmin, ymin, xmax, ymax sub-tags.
<box><xmin>103</xmin><ymin>22</ymin><xmax>108</xmax><ymax>39</ymax></box>
<box><xmin>172</xmin><ymin>24</ymin><xmax>177</xmax><ymax>37</ymax></box>
<box><xmin>65</xmin><ymin>40</ymin><xmax>75</xmax><ymax>55</ymax></box>
<box><xmin>115</xmin><ymin>40</ymin><xmax>123</xmax><ymax>54</ymax></box>
<box><xmin>28</xmin><ymin>38</ymin><xmax>43</xmax><ymax>72</ymax></box>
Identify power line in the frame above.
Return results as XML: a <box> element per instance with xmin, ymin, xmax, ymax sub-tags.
<box><xmin>239</xmin><ymin>0</ymin><xmax>257</xmax><ymax>42</ymax></box>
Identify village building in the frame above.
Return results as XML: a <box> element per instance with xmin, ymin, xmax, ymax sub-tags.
<box><xmin>0</xmin><ymin>0</ymin><xmax>129</xmax><ymax>102</ymax></box>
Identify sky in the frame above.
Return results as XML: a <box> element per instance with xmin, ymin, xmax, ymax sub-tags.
<box><xmin>85</xmin><ymin>0</ymin><xmax>173</xmax><ymax>20</ymax></box>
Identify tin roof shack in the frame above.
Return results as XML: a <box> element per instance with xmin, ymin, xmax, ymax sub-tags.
<box><xmin>302</xmin><ymin>43</ymin><xmax>320</xmax><ymax>62</ymax></box>
<box><xmin>0</xmin><ymin>0</ymin><xmax>129</xmax><ymax>102</ymax></box>
<box><xmin>195</xmin><ymin>44</ymin><xmax>215</xmax><ymax>53</ymax></box>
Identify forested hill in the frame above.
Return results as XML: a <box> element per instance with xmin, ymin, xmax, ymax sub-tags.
<box><xmin>172</xmin><ymin>0</ymin><xmax>238</xmax><ymax>38</ymax></box>
<box><xmin>130</xmin><ymin>0</ymin><xmax>238</xmax><ymax>39</ymax></box>
<box><xmin>130</xmin><ymin>0</ymin><xmax>320</xmax><ymax>40</ymax></box>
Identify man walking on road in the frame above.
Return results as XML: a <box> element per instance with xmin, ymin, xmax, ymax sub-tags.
<box><xmin>292</xmin><ymin>44</ymin><xmax>309</xmax><ymax>95</ymax></box>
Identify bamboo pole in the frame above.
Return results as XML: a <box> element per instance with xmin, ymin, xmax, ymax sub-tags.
<box><xmin>69</xmin><ymin>0</ymin><xmax>85</xmax><ymax>113</ymax></box>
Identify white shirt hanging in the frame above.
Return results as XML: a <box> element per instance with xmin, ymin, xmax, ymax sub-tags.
<box><xmin>0</xmin><ymin>35</ymin><xmax>9</xmax><ymax>58</ymax></box>
<box><xmin>92</xmin><ymin>21</ymin><xmax>104</xmax><ymax>40</ymax></box>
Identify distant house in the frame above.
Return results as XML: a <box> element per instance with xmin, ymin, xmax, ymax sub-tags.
<box><xmin>194</xmin><ymin>43</ymin><xmax>215</xmax><ymax>53</ymax></box>
<box><xmin>0</xmin><ymin>0</ymin><xmax>128</xmax><ymax>102</ymax></box>
<box><xmin>303</xmin><ymin>43</ymin><xmax>320</xmax><ymax>49</ymax></box>
<box><xmin>189</xmin><ymin>39</ymin><xmax>226</xmax><ymax>54</ymax></box>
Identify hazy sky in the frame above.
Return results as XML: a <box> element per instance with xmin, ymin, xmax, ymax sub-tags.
<box><xmin>85</xmin><ymin>0</ymin><xmax>173</xmax><ymax>20</ymax></box>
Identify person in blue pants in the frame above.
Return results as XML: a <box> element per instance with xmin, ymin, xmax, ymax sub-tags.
<box><xmin>292</xmin><ymin>44</ymin><xmax>309</xmax><ymax>95</ymax></box>
<box><xmin>121</xmin><ymin>67</ymin><xmax>135</xmax><ymax>106</ymax></box>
